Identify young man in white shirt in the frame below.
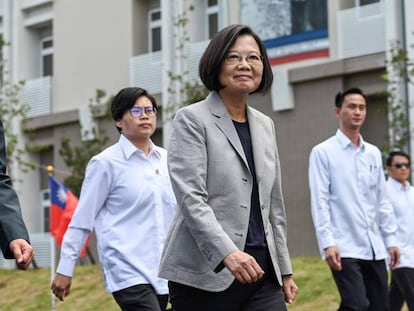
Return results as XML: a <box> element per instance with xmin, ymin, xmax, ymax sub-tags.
<box><xmin>51</xmin><ymin>87</ymin><xmax>176</xmax><ymax>311</ymax></box>
<box><xmin>309</xmin><ymin>87</ymin><xmax>400</xmax><ymax>311</ymax></box>
<box><xmin>386</xmin><ymin>150</ymin><xmax>414</xmax><ymax>311</ymax></box>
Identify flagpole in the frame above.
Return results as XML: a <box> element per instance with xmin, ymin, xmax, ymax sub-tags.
<box><xmin>47</xmin><ymin>165</ymin><xmax>56</xmax><ymax>311</ymax></box>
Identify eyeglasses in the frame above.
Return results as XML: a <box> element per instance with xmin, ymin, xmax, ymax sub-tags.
<box><xmin>393</xmin><ymin>162</ymin><xmax>410</xmax><ymax>169</ymax></box>
<box><xmin>224</xmin><ymin>52</ymin><xmax>264</xmax><ymax>65</ymax></box>
<box><xmin>129</xmin><ymin>106</ymin><xmax>157</xmax><ymax>117</ymax></box>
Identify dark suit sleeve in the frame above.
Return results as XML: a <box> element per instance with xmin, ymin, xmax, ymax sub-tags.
<box><xmin>0</xmin><ymin>119</ymin><xmax>30</xmax><ymax>259</ymax></box>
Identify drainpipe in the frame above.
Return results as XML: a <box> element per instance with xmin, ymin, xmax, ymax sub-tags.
<box><xmin>161</xmin><ymin>0</ymin><xmax>174</xmax><ymax>148</ymax></box>
<box><xmin>161</xmin><ymin>0</ymin><xmax>173</xmax><ymax>147</ymax></box>
<box><xmin>402</xmin><ymin>0</ymin><xmax>414</xmax><ymax>176</ymax></box>
<box><xmin>384</xmin><ymin>0</ymin><xmax>409</xmax><ymax>156</ymax></box>
<box><xmin>9</xmin><ymin>0</ymin><xmax>23</xmax><ymax>193</ymax></box>
<box><xmin>161</xmin><ymin>0</ymin><xmax>185</xmax><ymax>148</ymax></box>
<box><xmin>400</xmin><ymin>0</ymin><xmax>410</xmax><ymax>159</ymax></box>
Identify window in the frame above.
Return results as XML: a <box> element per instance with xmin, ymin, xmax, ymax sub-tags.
<box><xmin>40</xmin><ymin>189</ymin><xmax>51</xmax><ymax>232</ymax></box>
<box><xmin>355</xmin><ymin>0</ymin><xmax>382</xmax><ymax>18</ymax></box>
<box><xmin>206</xmin><ymin>0</ymin><xmax>219</xmax><ymax>39</ymax></box>
<box><xmin>41</xmin><ymin>37</ymin><xmax>53</xmax><ymax>76</ymax></box>
<box><xmin>149</xmin><ymin>9</ymin><xmax>161</xmax><ymax>52</ymax></box>
<box><xmin>358</xmin><ymin>0</ymin><xmax>380</xmax><ymax>5</ymax></box>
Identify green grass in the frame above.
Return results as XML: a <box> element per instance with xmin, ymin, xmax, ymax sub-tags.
<box><xmin>287</xmin><ymin>256</ymin><xmax>339</xmax><ymax>310</ymax></box>
<box><xmin>0</xmin><ymin>257</ymin><xmax>408</xmax><ymax>310</ymax></box>
<box><xmin>0</xmin><ymin>264</ymin><xmax>118</xmax><ymax>311</ymax></box>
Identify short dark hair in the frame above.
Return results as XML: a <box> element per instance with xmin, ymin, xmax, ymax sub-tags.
<box><xmin>111</xmin><ymin>87</ymin><xmax>157</xmax><ymax>133</ymax></box>
<box><xmin>334</xmin><ymin>87</ymin><xmax>367</xmax><ymax>108</ymax></box>
<box><xmin>386</xmin><ymin>150</ymin><xmax>410</xmax><ymax>167</ymax></box>
<box><xmin>199</xmin><ymin>24</ymin><xmax>273</xmax><ymax>94</ymax></box>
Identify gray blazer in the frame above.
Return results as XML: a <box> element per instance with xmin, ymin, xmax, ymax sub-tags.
<box><xmin>159</xmin><ymin>91</ymin><xmax>293</xmax><ymax>292</ymax></box>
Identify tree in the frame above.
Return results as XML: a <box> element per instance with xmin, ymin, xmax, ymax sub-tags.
<box><xmin>58</xmin><ymin>89</ymin><xmax>112</xmax><ymax>197</ymax></box>
<box><xmin>376</xmin><ymin>39</ymin><xmax>414</xmax><ymax>190</ymax></box>
<box><xmin>382</xmin><ymin>40</ymin><xmax>414</xmax><ymax>155</ymax></box>
<box><xmin>164</xmin><ymin>2</ymin><xmax>209</xmax><ymax>121</ymax></box>
<box><xmin>0</xmin><ymin>35</ymin><xmax>35</xmax><ymax>175</ymax></box>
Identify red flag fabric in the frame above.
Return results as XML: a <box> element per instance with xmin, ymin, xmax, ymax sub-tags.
<box><xmin>49</xmin><ymin>175</ymin><xmax>90</xmax><ymax>257</ymax></box>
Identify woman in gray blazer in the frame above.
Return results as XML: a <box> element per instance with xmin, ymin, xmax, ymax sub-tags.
<box><xmin>159</xmin><ymin>24</ymin><xmax>298</xmax><ymax>311</ymax></box>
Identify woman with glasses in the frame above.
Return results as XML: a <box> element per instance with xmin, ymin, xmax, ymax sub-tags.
<box><xmin>51</xmin><ymin>87</ymin><xmax>176</xmax><ymax>311</ymax></box>
<box><xmin>159</xmin><ymin>24</ymin><xmax>298</xmax><ymax>311</ymax></box>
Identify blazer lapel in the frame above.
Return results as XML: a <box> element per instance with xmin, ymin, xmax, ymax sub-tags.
<box><xmin>207</xmin><ymin>92</ymin><xmax>249</xmax><ymax>168</ymax></box>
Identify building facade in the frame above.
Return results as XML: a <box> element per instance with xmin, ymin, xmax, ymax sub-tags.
<box><xmin>0</xmin><ymin>0</ymin><xmax>413</xmax><ymax>267</ymax></box>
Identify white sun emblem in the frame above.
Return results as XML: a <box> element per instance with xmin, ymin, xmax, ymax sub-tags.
<box><xmin>57</xmin><ymin>187</ymin><xmax>67</xmax><ymax>204</ymax></box>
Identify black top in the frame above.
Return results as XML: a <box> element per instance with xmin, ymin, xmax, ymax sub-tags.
<box><xmin>233</xmin><ymin>120</ymin><xmax>266</xmax><ymax>249</ymax></box>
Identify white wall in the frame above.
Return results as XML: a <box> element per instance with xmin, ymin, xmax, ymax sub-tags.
<box><xmin>53</xmin><ymin>0</ymin><xmax>133</xmax><ymax>112</ymax></box>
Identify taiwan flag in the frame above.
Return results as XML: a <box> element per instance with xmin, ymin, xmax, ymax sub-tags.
<box><xmin>49</xmin><ymin>175</ymin><xmax>90</xmax><ymax>257</ymax></box>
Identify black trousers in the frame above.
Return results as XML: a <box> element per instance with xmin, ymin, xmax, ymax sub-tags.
<box><xmin>112</xmin><ymin>284</ymin><xmax>169</xmax><ymax>311</ymax></box>
<box><xmin>389</xmin><ymin>267</ymin><xmax>414</xmax><ymax>311</ymax></box>
<box><xmin>331</xmin><ymin>258</ymin><xmax>388</xmax><ymax>311</ymax></box>
<box><xmin>168</xmin><ymin>272</ymin><xmax>286</xmax><ymax>311</ymax></box>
